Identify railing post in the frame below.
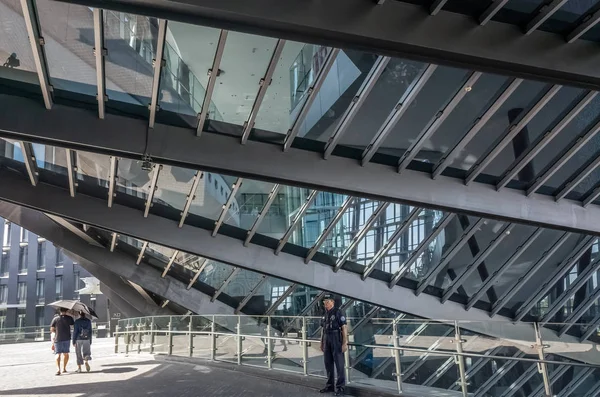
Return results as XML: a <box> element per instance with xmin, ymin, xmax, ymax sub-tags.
<box><xmin>125</xmin><ymin>325</ymin><xmax>130</xmax><ymax>355</ymax></box>
<box><xmin>137</xmin><ymin>324</ymin><xmax>142</xmax><ymax>354</ymax></box>
<box><xmin>392</xmin><ymin>320</ymin><xmax>403</xmax><ymax>394</ymax></box>
<box><xmin>454</xmin><ymin>321</ymin><xmax>468</xmax><ymax>397</ymax></box>
<box><xmin>267</xmin><ymin>316</ymin><xmax>273</xmax><ymax>369</ymax></box>
<box><xmin>189</xmin><ymin>316</ymin><xmax>194</xmax><ymax>357</ymax></box>
<box><xmin>114</xmin><ymin>325</ymin><xmax>119</xmax><ymax>354</ymax></box>
<box><xmin>150</xmin><ymin>319</ymin><xmax>155</xmax><ymax>354</ymax></box>
<box><xmin>168</xmin><ymin>316</ymin><xmax>173</xmax><ymax>356</ymax></box>
<box><xmin>344</xmin><ymin>344</ymin><xmax>351</xmax><ymax>385</ymax></box>
<box><xmin>302</xmin><ymin>317</ymin><xmax>308</xmax><ymax>376</ymax></box>
<box><xmin>210</xmin><ymin>315</ymin><xmax>216</xmax><ymax>361</ymax></box>
<box><xmin>237</xmin><ymin>315</ymin><xmax>242</xmax><ymax>365</ymax></box>
<box><xmin>534</xmin><ymin>323</ymin><xmax>552</xmax><ymax>397</ymax></box>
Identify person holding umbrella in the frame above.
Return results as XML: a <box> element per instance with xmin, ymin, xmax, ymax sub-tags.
<box><xmin>50</xmin><ymin>308</ymin><xmax>75</xmax><ymax>375</ymax></box>
<box><xmin>72</xmin><ymin>311</ymin><xmax>92</xmax><ymax>373</ymax></box>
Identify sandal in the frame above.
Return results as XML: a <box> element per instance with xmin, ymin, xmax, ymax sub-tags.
<box><xmin>85</xmin><ymin>362</ymin><xmax>90</xmax><ymax>372</ymax></box>
<box><xmin>55</xmin><ymin>371</ymin><xmax>61</xmax><ymax>376</ymax></box>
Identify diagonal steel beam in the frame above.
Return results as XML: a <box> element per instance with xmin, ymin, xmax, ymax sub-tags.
<box><xmin>432</xmin><ymin>78</ymin><xmax>523</xmax><ymax>179</ymax></box>
<box><xmin>241</xmin><ymin>39</ymin><xmax>286</xmax><ymax>144</ymax></box>
<box><xmin>473</xmin><ymin>351</ymin><xmax>527</xmax><ymax>397</ymax></box>
<box><xmin>65</xmin><ymin>148</ymin><xmax>77</xmax><ymax>197</ymax></box>
<box><xmin>161</xmin><ymin>249</ymin><xmax>179</xmax><ymax>278</ymax></box>
<box><xmin>389</xmin><ymin>212</ymin><xmax>455</xmax><ymax>286</ymax></box>
<box><xmin>513</xmin><ymin>236</ymin><xmax>596</xmax><ymax>322</ymax></box>
<box><xmin>275</xmin><ymin>189</ymin><xmax>318</xmax><ymax>255</ymax></box>
<box><xmin>528</xmin><ymin>364</ymin><xmax>567</xmax><ymax>397</ymax></box>
<box><xmin>397</xmin><ymin>72</ymin><xmax>482</xmax><ymax>173</ymax></box>
<box><xmin>20</xmin><ymin>0</ymin><xmax>52</xmax><ymax>109</ymax></box>
<box><xmin>466</xmin><ymin>227</ymin><xmax>544</xmax><ymax>310</ymax></box>
<box><xmin>19</xmin><ymin>142</ymin><xmax>38</xmax><ymax>186</ymax></box>
<box><xmin>197</xmin><ymin>30</ymin><xmax>228</xmax><ymax>136</ymax></box>
<box><xmin>448</xmin><ymin>346</ymin><xmax>505</xmax><ymax>390</ymax></box>
<box><xmin>305</xmin><ymin>196</ymin><xmax>355</xmax><ymax>263</ymax></box>
<box><xmin>479</xmin><ymin>0</ymin><xmax>510</xmax><ymax>25</ymax></box>
<box><xmin>107</xmin><ymin>156</ymin><xmax>118</xmax><ymax>208</ymax></box>
<box><xmin>558</xmin><ymin>284</ymin><xmax>600</xmax><ymax>336</ymax></box>
<box><xmin>401</xmin><ymin>328</ymin><xmax>454</xmax><ymax>380</ymax></box>
<box><xmin>582</xmin><ymin>184</ymin><xmax>600</xmax><ymax>207</ymax></box>
<box><xmin>212</xmin><ymin>177</ymin><xmax>243</xmax><ymax>237</ymax></box>
<box><xmin>429</xmin><ymin>0</ymin><xmax>448</xmax><ymax>15</ymax></box>
<box><xmin>556</xmin><ymin>366</ymin><xmax>594</xmax><ymax>397</ymax></box>
<box><xmin>416</xmin><ymin>218</ymin><xmax>485</xmax><ymax>296</ymax></box>
<box><xmin>143</xmin><ymin>164</ymin><xmax>161</xmax><ymax>218</ymax></box>
<box><xmin>347</xmin><ymin>306</ymin><xmax>380</xmax><ymax>334</ymax></box>
<box><xmin>441</xmin><ymin>223</ymin><xmax>515</xmax><ymax>303</ymax></box>
<box><xmin>235</xmin><ymin>275</ymin><xmax>267</xmax><ymax>313</ymax></box>
<box><xmin>578</xmin><ymin>311</ymin><xmax>600</xmax><ymax>342</ymax></box>
<box><xmin>527</xmin><ymin>118</ymin><xmax>600</xmax><ymax>196</ymax></box>
<box><xmin>283</xmin><ymin>48</ymin><xmax>340</xmax><ymax>151</ymax></box>
<box><xmin>465</xmin><ymin>85</ymin><xmax>561</xmax><ymax>185</ymax></box>
<box><xmin>245</xmin><ymin>184</ymin><xmax>281</xmax><ymax>246</ymax></box>
<box><xmin>148</xmin><ymin>19</ymin><xmax>167</xmax><ymax>129</ymax></box>
<box><xmin>136</xmin><ymin>241</ymin><xmax>148</xmax><ymax>264</ymax></box>
<box><xmin>333</xmin><ymin>202</ymin><xmax>389</xmax><ymax>272</ymax></box>
<box><xmin>178</xmin><ymin>171</ymin><xmax>203</xmax><ymax>228</ymax></box>
<box><xmin>423</xmin><ymin>356</ymin><xmax>455</xmax><ymax>387</ymax></box>
<box><xmin>497</xmin><ymin>91</ymin><xmax>597</xmax><ymax>190</ymax></box>
<box><xmin>361</xmin><ymin>64</ymin><xmax>437</xmax><ymax>165</ymax></box>
<box><xmin>584</xmin><ymin>379</ymin><xmax>600</xmax><ymax>397</ymax></box>
<box><xmin>555</xmin><ymin>155</ymin><xmax>600</xmax><ymax>201</ymax></box>
<box><xmin>265</xmin><ymin>283</ymin><xmax>297</xmax><ymax>315</ymax></box>
<box><xmin>109</xmin><ymin>232</ymin><xmax>118</xmax><ymax>252</ymax></box>
<box><xmin>351</xmin><ymin>313</ymin><xmax>405</xmax><ymax>365</ymax></box>
<box><xmin>525</xmin><ymin>0</ymin><xmax>570</xmax><ymax>35</ymax></box>
<box><xmin>212</xmin><ymin>267</ymin><xmax>240</xmax><ymax>301</ymax></box>
<box><xmin>93</xmin><ymin>8</ymin><xmax>106</xmax><ymax>119</ymax></box>
<box><xmin>323</xmin><ymin>56</ymin><xmax>390</xmax><ymax>159</ymax></box>
<box><xmin>187</xmin><ymin>258</ymin><xmax>208</xmax><ymax>289</ymax></box>
<box><xmin>567</xmin><ymin>10</ymin><xmax>600</xmax><ymax>43</ymax></box>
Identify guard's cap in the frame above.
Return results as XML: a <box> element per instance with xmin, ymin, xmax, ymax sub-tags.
<box><xmin>322</xmin><ymin>293</ymin><xmax>335</xmax><ymax>301</ymax></box>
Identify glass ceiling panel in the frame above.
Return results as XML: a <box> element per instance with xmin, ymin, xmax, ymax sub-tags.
<box><xmin>36</xmin><ymin>0</ymin><xmax>97</xmax><ymax>97</ymax></box>
<box><xmin>545</xmin><ymin>141</ymin><xmax>600</xmax><ymax>196</ymax></box>
<box><xmin>199</xmin><ymin>260</ymin><xmax>235</xmax><ymax>290</ymax></box>
<box><xmin>147</xmin><ymin>242</ymin><xmax>174</xmax><ymax>263</ymax></box>
<box><xmin>0</xmin><ymin>0</ymin><xmax>38</xmax><ymax>82</ymax></box>
<box><xmin>252</xmin><ymin>186</ymin><xmax>310</xmax><ymax>241</ymax></box>
<box><xmin>158</xmin><ymin>22</ymin><xmax>221</xmax><ymax>118</ymax></box>
<box><xmin>494</xmin><ymin>0</ymin><xmax>546</xmax><ymax>25</ymax></box>
<box><xmin>0</xmin><ymin>139</ymin><xmax>25</xmax><ymax>164</ymax></box>
<box><xmin>75</xmin><ymin>150</ymin><xmax>110</xmax><ymax>188</ymax></box>
<box><xmin>118</xmin><ymin>234</ymin><xmax>144</xmax><ymax>249</ymax></box>
<box><xmin>185</xmin><ymin>172</ymin><xmax>234</xmax><ymax>224</ymax></box>
<box><xmin>221</xmin><ymin>268</ymin><xmax>262</xmax><ymax>304</ymax></box>
<box><xmin>291</xmin><ymin>192</ymin><xmax>348</xmax><ymax>249</ymax></box>
<box><xmin>540</xmin><ymin>0</ymin><xmax>600</xmax><ymax>32</ymax></box>
<box><xmin>115</xmin><ymin>157</ymin><xmax>153</xmax><ymax>200</ymax></box>
<box><xmin>151</xmin><ymin>165</ymin><xmax>195</xmax><ymax>213</ymax></box>
<box><xmin>223</xmin><ymin>179</ymin><xmax>275</xmax><ymax>230</ymax></box>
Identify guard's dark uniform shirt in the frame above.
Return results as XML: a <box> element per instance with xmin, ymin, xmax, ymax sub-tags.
<box><xmin>322</xmin><ymin>308</ymin><xmax>347</xmax><ymax>390</ymax></box>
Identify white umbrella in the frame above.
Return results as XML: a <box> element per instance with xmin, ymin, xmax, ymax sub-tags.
<box><xmin>48</xmin><ymin>300</ymin><xmax>98</xmax><ymax>319</ymax></box>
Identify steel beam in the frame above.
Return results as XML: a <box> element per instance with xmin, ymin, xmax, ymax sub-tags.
<box><xmin>432</xmin><ymin>78</ymin><xmax>522</xmax><ymax>179</ymax></box>
<box><xmin>532</xmin><ymin>364</ymin><xmax>568</xmax><ymax>397</ymax></box>
<box><xmin>187</xmin><ymin>258</ymin><xmax>208</xmax><ymax>289</ymax></box>
<box><xmin>305</xmin><ymin>196</ymin><xmax>355</xmax><ymax>263</ymax></box>
<box><xmin>148</xmin><ymin>19</ymin><xmax>167</xmax><ymax>129</ymax></box>
<box><xmin>197</xmin><ymin>30</ymin><xmax>228</xmax><ymax>136</ymax></box>
<box><xmin>235</xmin><ymin>275</ymin><xmax>267</xmax><ymax>313</ymax></box>
<box><xmin>283</xmin><ymin>48</ymin><xmax>340</xmax><ymax>151</ymax></box>
<box><xmin>161</xmin><ymin>250</ymin><xmax>179</xmax><ymax>278</ymax></box>
<box><xmin>401</xmin><ymin>328</ymin><xmax>454</xmax><ymax>380</ymax></box>
<box><xmin>585</xmin><ymin>379</ymin><xmax>600</xmax><ymax>397</ymax></box>
<box><xmin>20</xmin><ymin>0</ymin><xmax>52</xmax><ymax>109</ymax></box>
<box><xmin>212</xmin><ymin>267</ymin><xmax>240</xmax><ymax>301</ymax></box>
<box><xmin>136</xmin><ymin>241</ymin><xmax>148</xmax><ymax>264</ymax></box>
<box><xmin>583</xmin><ymin>184</ymin><xmax>600</xmax><ymax>207</ymax></box>
<box><xmin>265</xmin><ymin>283</ymin><xmax>297</xmax><ymax>315</ymax></box>
<box><xmin>465</xmin><ymin>85</ymin><xmax>562</xmax><ymax>185</ymax></box>
<box><xmin>579</xmin><ymin>312</ymin><xmax>600</xmax><ymax>342</ymax></box>
<box><xmin>416</xmin><ymin>218</ymin><xmax>485</xmax><ymax>296</ymax></box>
<box><xmin>241</xmin><ymin>39</ymin><xmax>286</xmax><ymax>144</ymax></box>
<box><xmin>429</xmin><ymin>0</ymin><xmax>447</xmax><ymax>15</ymax></box>
<box><xmin>334</xmin><ymin>202</ymin><xmax>389</xmax><ymax>272</ymax></box>
<box><xmin>323</xmin><ymin>56</ymin><xmax>390</xmax><ymax>159</ymax></box>
<box><xmin>109</xmin><ymin>232</ymin><xmax>118</xmax><ymax>251</ymax></box>
<box><xmin>144</xmin><ymin>164</ymin><xmax>161</xmax><ymax>218</ymax></box>
<box><xmin>490</xmin><ymin>232</ymin><xmax>571</xmax><ymax>317</ymax></box>
<box><xmin>361</xmin><ymin>64</ymin><xmax>437</xmax><ymax>165</ymax></box>
<box><xmin>92</xmin><ymin>8</ymin><xmax>106</xmax><ymax>119</ymax></box>
<box><xmin>556</xmin><ymin>367</ymin><xmax>594</xmax><ymax>397</ymax></box>
<box><xmin>107</xmin><ymin>156</ymin><xmax>118</xmax><ymax>208</ymax></box>
<box><xmin>525</xmin><ymin>0</ymin><xmax>570</xmax><ymax>35</ymax></box>
<box><xmin>179</xmin><ymin>171</ymin><xmax>203</xmax><ymax>227</ymax></box>
<box><xmin>558</xmin><ymin>285</ymin><xmax>600</xmax><ymax>336</ymax></box>
<box><xmin>245</xmin><ymin>184</ymin><xmax>281</xmax><ymax>246</ymax></box>
<box><xmin>503</xmin><ymin>364</ymin><xmax>545</xmax><ymax>397</ymax></box>
<box><xmin>555</xmin><ymin>155</ymin><xmax>600</xmax><ymax>201</ymax></box>
<box><xmin>397</xmin><ymin>71</ymin><xmax>482</xmax><ymax>173</ymax></box>
<box><xmin>275</xmin><ymin>189</ymin><xmax>318</xmax><ymax>255</ymax></box>
<box><xmin>479</xmin><ymin>0</ymin><xmax>510</xmax><ymax>25</ymax></box>
<box><xmin>497</xmin><ymin>91</ymin><xmax>597</xmax><ymax>190</ymax></box>
<box><xmin>19</xmin><ymin>142</ymin><xmax>38</xmax><ymax>186</ymax></box>
<box><xmin>473</xmin><ymin>351</ymin><xmax>527</xmax><ymax>397</ymax></box>
<box><xmin>448</xmin><ymin>346</ymin><xmax>504</xmax><ymax>390</ymax></box>
<box><xmin>567</xmin><ymin>11</ymin><xmax>600</xmax><ymax>43</ymax></box>
<box><xmin>65</xmin><ymin>148</ymin><xmax>77</xmax><ymax>197</ymax></box>
<box><xmin>212</xmin><ymin>177</ymin><xmax>243</xmax><ymax>237</ymax></box>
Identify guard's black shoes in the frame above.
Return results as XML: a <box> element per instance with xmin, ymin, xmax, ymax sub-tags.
<box><xmin>319</xmin><ymin>387</ymin><xmax>334</xmax><ymax>393</ymax></box>
<box><xmin>334</xmin><ymin>387</ymin><xmax>345</xmax><ymax>396</ymax></box>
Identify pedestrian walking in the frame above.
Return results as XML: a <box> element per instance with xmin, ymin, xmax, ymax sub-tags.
<box><xmin>319</xmin><ymin>294</ymin><xmax>348</xmax><ymax>396</ymax></box>
<box><xmin>72</xmin><ymin>311</ymin><xmax>93</xmax><ymax>373</ymax></box>
<box><xmin>50</xmin><ymin>308</ymin><xmax>75</xmax><ymax>375</ymax></box>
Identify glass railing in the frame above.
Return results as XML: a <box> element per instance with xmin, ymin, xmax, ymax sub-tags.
<box><xmin>289</xmin><ymin>44</ymin><xmax>327</xmax><ymax>110</ymax></box>
<box><xmin>0</xmin><ymin>322</ymin><xmax>109</xmax><ymax>344</ymax></box>
<box><xmin>115</xmin><ymin>315</ymin><xmax>600</xmax><ymax>396</ymax></box>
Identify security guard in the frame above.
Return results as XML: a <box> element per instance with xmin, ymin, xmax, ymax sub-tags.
<box><xmin>320</xmin><ymin>294</ymin><xmax>348</xmax><ymax>396</ymax></box>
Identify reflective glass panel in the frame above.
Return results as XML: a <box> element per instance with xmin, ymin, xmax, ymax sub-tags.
<box><xmin>147</xmin><ymin>243</ymin><xmax>174</xmax><ymax>263</ymax></box>
<box><xmin>75</xmin><ymin>150</ymin><xmax>110</xmax><ymax>188</ymax></box>
<box><xmin>115</xmin><ymin>157</ymin><xmax>153</xmax><ymax>200</ymax></box>
<box><xmin>254</xmin><ymin>186</ymin><xmax>310</xmax><ymax>241</ymax></box>
<box><xmin>223</xmin><ymin>179</ymin><xmax>276</xmax><ymax>230</ymax></box>
<box><xmin>151</xmin><ymin>165</ymin><xmax>195</xmax><ymax>213</ymax></box>
<box><xmin>266</xmin><ymin>279</ymin><xmax>295</xmax><ymax>314</ymax></box>
<box><xmin>199</xmin><ymin>260</ymin><xmax>235</xmax><ymax>290</ymax></box>
<box><xmin>0</xmin><ymin>0</ymin><xmax>38</xmax><ymax>81</ymax></box>
<box><xmin>221</xmin><ymin>269</ymin><xmax>262</xmax><ymax>303</ymax></box>
<box><xmin>186</xmin><ymin>172</ymin><xmax>234</xmax><ymax>223</ymax></box>
<box><xmin>36</xmin><ymin>0</ymin><xmax>97</xmax><ymax>96</ymax></box>
<box><xmin>541</xmin><ymin>0</ymin><xmax>600</xmax><ymax>31</ymax></box>
<box><xmin>292</xmin><ymin>192</ymin><xmax>348</xmax><ymax>249</ymax></box>
<box><xmin>496</xmin><ymin>0</ymin><xmax>546</xmax><ymax>25</ymax></box>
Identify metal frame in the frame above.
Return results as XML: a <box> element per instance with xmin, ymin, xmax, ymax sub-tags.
<box><xmin>448</xmin><ymin>346</ymin><xmax>504</xmax><ymax>390</ymax></box>
<box><xmin>432</xmin><ymin>78</ymin><xmax>523</xmax><ymax>179</ymax></box>
<box><xmin>187</xmin><ymin>258</ymin><xmax>208</xmax><ymax>289</ymax></box>
<box><xmin>197</xmin><ymin>30</ymin><xmax>229</xmax><ymax>136</ymax></box>
<box><xmin>323</xmin><ymin>56</ymin><xmax>390</xmax><ymax>159</ymax></box>
<box><xmin>212</xmin><ymin>177</ymin><xmax>243</xmax><ymax>237</ymax></box>
<box><xmin>93</xmin><ymin>8</ymin><xmax>106</xmax><ymax>119</ymax></box>
<box><xmin>275</xmin><ymin>189</ymin><xmax>318</xmax><ymax>255</ymax></box>
<box><xmin>245</xmin><ymin>184</ymin><xmax>281</xmax><ymax>246</ymax></box>
<box><xmin>567</xmin><ymin>10</ymin><xmax>600</xmax><ymax>43</ymax></box>
<box><xmin>45</xmin><ymin>214</ymin><xmax>103</xmax><ymax>247</ymax></box>
<box><xmin>525</xmin><ymin>0</ymin><xmax>570</xmax><ymax>35</ymax></box>
<box><xmin>235</xmin><ymin>275</ymin><xmax>267</xmax><ymax>313</ymax></box>
<box><xmin>20</xmin><ymin>0</ymin><xmax>52</xmax><ymax>109</ymax></box>
<box><xmin>161</xmin><ymin>250</ymin><xmax>179</xmax><ymax>278</ymax></box>
<box><xmin>473</xmin><ymin>351</ymin><xmax>526</xmax><ymax>397</ymax></box>
<box><xmin>179</xmin><ymin>171</ymin><xmax>203</xmax><ymax>227</ymax></box>
<box><xmin>241</xmin><ymin>39</ymin><xmax>286</xmax><ymax>144</ymax></box>
<box><xmin>136</xmin><ymin>241</ymin><xmax>148</xmax><ymax>264</ymax></box>
<box><xmin>265</xmin><ymin>283</ymin><xmax>297</xmax><ymax>315</ymax></box>
<box><xmin>585</xmin><ymin>379</ymin><xmax>600</xmax><ymax>397</ymax></box>
<box><xmin>148</xmin><ymin>19</ymin><xmax>167</xmax><ymax>129</ymax></box>
<box><xmin>361</xmin><ymin>64</ymin><xmax>437</xmax><ymax>165</ymax></box>
<box><xmin>500</xmin><ymin>363</ymin><xmax>539</xmax><ymax>397</ymax></box>
<box><xmin>283</xmin><ymin>48</ymin><xmax>340</xmax><ymax>151</ymax></box>
<box><xmin>109</xmin><ymin>232</ymin><xmax>118</xmax><ymax>252</ymax></box>
<box><xmin>531</xmin><ymin>365</ymin><xmax>568</xmax><ymax>397</ymax></box>
<box><xmin>19</xmin><ymin>142</ymin><xmax>38</xmax><ymax>186</ymax></box>
<box><xmin>465</xmin><ymin>85</ymin><xmax>561</xmax><ymax>185</ymax></box>
<box><xmin>364</xmin><ymin>206</ymin><xmax>422</xmax><ymax>281</ymax></box>
<box><xmin>479</xmin><ymin>0</ymin><xmax>510</xmax><ymax>25</ymax></box>
<box><xmin>211</xmin><ymin>267</ymin><xmax>240</xmax><ymax>301</ymax></box>
<box><xmin>305</xmin><ymin>196</ymin><xmax>355</xmax><ymax>263</ymax></box>
<box><xmin>583</xmin><ymin>184</ymin><xmax>600</xmax><ymax>207</ymax></box>
<box><xmin>65</xmin><ymin>149</ymin><xmax>77</xmax><ymax>197</ymax></box>
<box><xmin>555</xmin><ymin>155</ymin><xmax>600</xmax><ymax>201</ymax></box>
<box><xmin>556</xmin><ymin>366</ymin><xmax>594</xmax><ymax>397</ymax></box>
<box><xmin>558</xmin><ymin>285</ymin><xmax>600</xmax><ymax>336</ymax></box>
<box><xmin>533</xmin><ymin>323</ymin><xmax>552</xmax><ymax>397</ymax></box>
<box><xmin>107</xmin><ymin>156</ymin><xmax>118</xmax><ymax>208</ymax></box>
<box><xmin>579</xmin><ymin>311</ymin><xmax>600</xmax><ymax>342</ymax></box>
<box><xmin>401</xmin><ymin>327</ymin><xmax>454</xmax><ymax>380</ymax></box>
<box><xmin>333</xmin><ymin>202</ymin><xmax>389</xmax><ymax>272</ymax></box>
<box><xmin>429</xmin><ymin>0</ymin><xmax>448</xmax><ymax>15</ymax></box>
<box><xmin>144</xmin><ymin>164</ymin><xmax>161</xmax><ymax>218</ymax></box>
<box><xmin>397</xmin><ymin>72</ymin><xmax>482</xmax><ymax>173</ymax></box>
<box><xmin>497</xmin><ymin>91</ymin><xmax>598</xmax><ymax>190</ymax></box>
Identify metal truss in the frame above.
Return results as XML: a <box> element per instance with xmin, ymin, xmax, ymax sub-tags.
<box><xmin>283</xmin><ymin>48</ymin><xmax>340</xmax><ymax>151</ymax></box>
<box><xmin>245</xmin><ymin>184</ymin><xmax>281</xmax><ymax>246</ymax></box>
<box><xmin>513</xmin><ymin>236</ymin><xmax>596</xmax><ymax>322</ymax></box>
<box><xmin>361</xmin><ymin>64</ymin><xmax>437</xmax><ymax>165</ymax></box>
<box><xmin>525</xmin><ymin>0</ymin><xmax>569</xmax><ymax>35</ymax></box>
<box><xmin>305</xmin><ymin>196</ymin><xmax>355</xmax><ymax>263</ymax></box>
<box><xmin>429</xmin><ymin>0</ymin><xmax>448</xmax><ymax>15</ymax></box>
<box><xmin>323</xmin><ymin>56</ymin><xmax>390</xmax><ymax>159</ymax></box>
<box><xmin>19</xmin><ymin>142</ymin><xmax>38</xmax><ymax>186</ymax></box>
<box><xmin>447</xmin><ymin>346</ymin><xmax>504</xmax><ymax>390</ymax></box>
<box><xmin>65</xmin><ymin>149</ymin><xmax>77</xmax><ymax>197</ymax></box>
<box><xmin>179</xmin><ymin>171</ymin><xmax>203</xmax><ymax>227</ymax></box>
<box><xmin>143</xmin><ymin>164</ymin><xmax>161</xmax><ymax>218</ymax></box>
<box><xmin>350</xmin><ymin>313</ymin><xmax>405</xmax><ymax>366</ymax></box>
<box><xmin>416</xmin><ymin>218</ymin><xmax>485</xmax><ymax>296</ymax></box>
<box><xmin>275</xmin><ymin>189</ymin><xmax>318</xmax><ymax>255</ymax></box>
<box><xmin>363</xmin><ymin>206</ymin><xmax>421</xmax><ymax>281</ymax></box>
<box><xmin>432</xmin><ymin>78</ymin><xmax>523</xmax><ymax>179</ymax></box>
<box><xmin>579</xmin><ymin>310</ymin><xmax>600</xmax><ymax>341</ymax></box>
<box><xmin>265</xmin><ymin>283</ymin><xmax>297</xmax><ymax>315</ymax></box>
<box><xmin>567</xmin><ymin>10</ymin><xmax>600</xmax><ymax>43</ymax></box>
<box><xmin>347</xmin><ymin>306</ymin><xmax>380</xmax><ymax>334</ymax></box>
<box><xmin>532</xmin><ymin>365</ymin><xmax>569</xmax><ymax>397</ymax></box>
<box><xmin>465</xmin><ymin>85</ymin><xmax>562</xmax><ymax>185</ymax></box>
<box><xmin>197</xmin><ymin>30</ymin><xmax>228</xmax><ymax>135</ymax></box>
<box><xmin>212</xmin><ymin>177</ymin><xmax>243</xmax><ymax>237</ymax></box>
<box><xmin>583</xmin><ymin>184</ymin><xmax>600</xmax><ymax>207</ymax></box>
<box><xmin>20</xmin><ymin>0</ymin><xmax>52</xmax><ymax>109</ymax></box>
<box><xmin>92</xmin><ymin>8</ymin><xmax>106</xmax><ymax>119</ymax></box>
<box><xmin>235</xmin><ymin>275</ymin><xmax>267</xmax><ymax>313</ymax></box>
<box><xmin>45</xmin><ymin>214</ymin><xmax>103</xmax><ymax>247</ymax></box>
<box><xmin>397</xmin><ymin>72</ymin><xmax>482</xmax><ymax>173</ymax></box>
<box><xmin>585</xmin><ymin>379</ymin><xmax>600</xmax><ymax>397</ymax></box>
<box><xmin>107</xmin><ymin>156</ymin><xmax>118</xmax><ymax>208</ymax></box>
<box><xmin>498</xmin><ymin>91</ymin><xmax>597</xmax><ymax>190</ymax></box>
<box><xmin>281</xmin><ymin>291</ymin><xmax>325</xmax><ymax>334</ymax></box>
<box><xmin>473</xmin><ymin>351</ymin><xmax>527</xmax><ymax>397</ymax></box>
<box><xmin>401</xmin><ymin>328</ymin><xmax>454</xmax><ymax>381</ymax></box>
<box><xmin>490</xmin><ymin>232</ymin><xmax>571</xmax><ymax>317</ymax></box>
<box><xmin>148</xmin><ymin>19</ymin><xmax>167</xmax><ymax>129</ymax></box>
<box><xmin>241</xmin><ymin>39</ymin><xmax>286</xmax><ymax>144</ymax></box>
<box><xmin>212</xmin><ymin>267</ymin><xmax>240</xmax><ymax>301</ymax></box>
<box><xmin>109</xmin><ymin>232</ymin><xmax>118</xmax><ymax>251</ymax></box>
<box><xmin>479</xmin><ymin>0</ymin><xmax>510</xmax><ymax>25</ymax></box>
<box><xmin>187</xmin><ymin>258</ymin><xmax>208</xmax><ymax>289</ymax></box>
<box><xmin>136</xmin><ymin>241</ymin><xmax>148</xmax><ymax>265</ymax></box>
<box><xmin>557</xmin><ymin>284</ymin><xmax>600</xmax><ymax>336</ymax></box>
<box><xmin>333</xmin><ymin>202</ymin><xmax>389</xmax><ymax>272</ymax></box>
<box><xmin>555</xmin><ymin>155</ymin><xmax>600</xmax><ymax>201</ymax></box>
<box><xmin>556</xmin><ymin>366</ymin><xmax>595</xmax><ymax>397</ymax></box>
<box><xmin>161</xmin><ymin>249</ymin><xmax>179</xmax><ymax>278</ymax></box>
<box><xmin>466</xmin><ymin>227</ymin><xmax>543</xmax><ymax>310</ymax></box>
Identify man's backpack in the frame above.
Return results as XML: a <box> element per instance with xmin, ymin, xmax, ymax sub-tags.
<box><xmin>79</xmin><ymin>325</ymin><xmax>91</xmax><ymax>340</ymax></box>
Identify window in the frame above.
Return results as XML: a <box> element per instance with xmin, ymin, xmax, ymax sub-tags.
<box><xmin>55</xmin><ymin>247</ymin><xmax>64</xmax><ymax>267</ymax></box>
<box><xmin>73</xmin><ymin>272</ymin><xmax>80</xmax><ymax>299</ymax></box>
<box><xmin>2</xmin><ymin>221</ymin><xmax>10</xmax><ymax>249</ymax></box>
<box><xmin>37</xmin><ymin>241</ymin><xmax>46</xmax><ymax>271</ymax></box>
<box><xmin>55</xmin><ymin>276</ymin><xmax>63</xmax><ymax>300</ymax></box>
<box><xmin>0</xmin><ymin>252</ymin><xmax>8</xmax><ymax>277</ymax></box>
<box><xmin>0</xmin><ymin>309</ymin><xmax>6</xmax><ymax>329</ymax></box>
<box><xmin>17</xmin><ymin>309</ymin><xmax>25</xmax><ymax>328</ymax></box>
<box><xmin>36</xmin><ymin>278</ymin><xmax>45</xmax><ymax>303</ymax></box>
<box><xmin>0</xmin><ymin>285</ymin><xmax>7</xmax><ymax>304</ymax></box>
<box><xmin>36</xmin><ymin>306</ymin><xmax>45</xmax><ymax>326</ymax></box>
<box><xmin>18</xmin><ymin>246</ymin><xmax>27</xmax><ymax>274</ymax></box>
<box><xmin>19</xmin><ymin>227</ymin><xmax>28</xmax><ymax>246</ymax></box>
<box><xmin>17</xmin><ymin>282</ymin><xmax>27</xmax><ymax>303</ymax></box>
<box><xmin>271</xmin><ymin>285</ymin><xmax>292</xmax><ymax>311</ymax></box>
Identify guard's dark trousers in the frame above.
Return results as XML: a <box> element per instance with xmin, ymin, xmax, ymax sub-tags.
<box><xmin>324</xmin><ymin>331</ymin><xmax>345</xmax><ymax>389</ymax></box>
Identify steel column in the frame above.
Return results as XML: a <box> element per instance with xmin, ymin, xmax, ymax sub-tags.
<box><xmin>143</xmin><ymin>164</ymin><xmax>161</xmax><ymax>218</ymax></box>
<box><xmin>93</xmin><ymin>8</ymin><xmax>106</xmax><ymax>119</ymax></box>
<box><xmin>109</xmin><ymin>232</ymin><xmax>117</xmax><ymax>251</ymax></box>
<box><xmin>136</xmin><ymin>241</ymin><xmax>148</xmax><ymax>264</ymax></box>
<box><xmin>148</xmin><ymin>19</ymin><xmax>167</xmax><ymax>128</ymax></box>
<box><xmin>178</xmin><ymin>171</ymin><xmax>203</xmax><ymax>228</ymax></box>
<box><xmin>392</xmin><ymin>321</ymin><xmax>403</xmax><ymax>393</ymax></box>
<box><xmin>567</xmin><ymin>11</ymin><xmax>600</xmax><ymax>43</ymax></box>
<box><xmin>65</xmin><ymin>148</ymin><xmax>77</xmax><ymax>197</ymax></box>
<box><xmin>275</xmin><ymin>189</ymin><xmax>318</xmax><ymax>255</ymax></box>
<box><xmin>525</xmin><ymin>0</ymin><xmax>570</xmax><ymax>35</ymax></box>
<box><xmin>187</xmin><ymin>258</ymin><xmax>208</xmax><ymax>289</ymax></box>
<box><xmin>454</xmin><ymin>323</ymin><xmax>468</xmax><ymax>397</ymax></box>
<box><xmin>212</xmin><ymin>177</ymin><xmax>243</xmax><ymax>237</ymax></box>
<box><xmin>19</xmin><ymin>142</ymin><xmax>38</xmax><ymax>186</ymax></box>
<box><xmin>211</xmin><ymin>267</ymin><xmax>240</xmax><ymax>301</ymax></box>
<box><xmin>534</xmin><ymin>323</ymin><xmax>552</xmax><ymax>397</ymax></box>
<box><xmin>107</xmin><ymin>156</ymin><xmax>118</xmax><ymax>208</ymax></box>
<box><xmin>161</xmin><ymin>250</ymin><xmax>179</xmax><ymax>278</ymax></box>
<box><xmin>235</xmin><ymin>275</ymin><xmax>267</xmax><ymax>313</ymax></box>
<box><xmin>197</xmin><ymin>30</ymin><xmax>228</xmax><ymax>135</ymax></box>
<box><xmin>479</xmin><ymin>0</ymin><xmax>510</xmax><ymax>25</ymax></box>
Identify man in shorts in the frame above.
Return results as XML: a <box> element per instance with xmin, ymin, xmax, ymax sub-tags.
<box><xmin>50</xmin><ymin>308</ymin><xmax>75</xmax><ymax>375</ymax></box>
